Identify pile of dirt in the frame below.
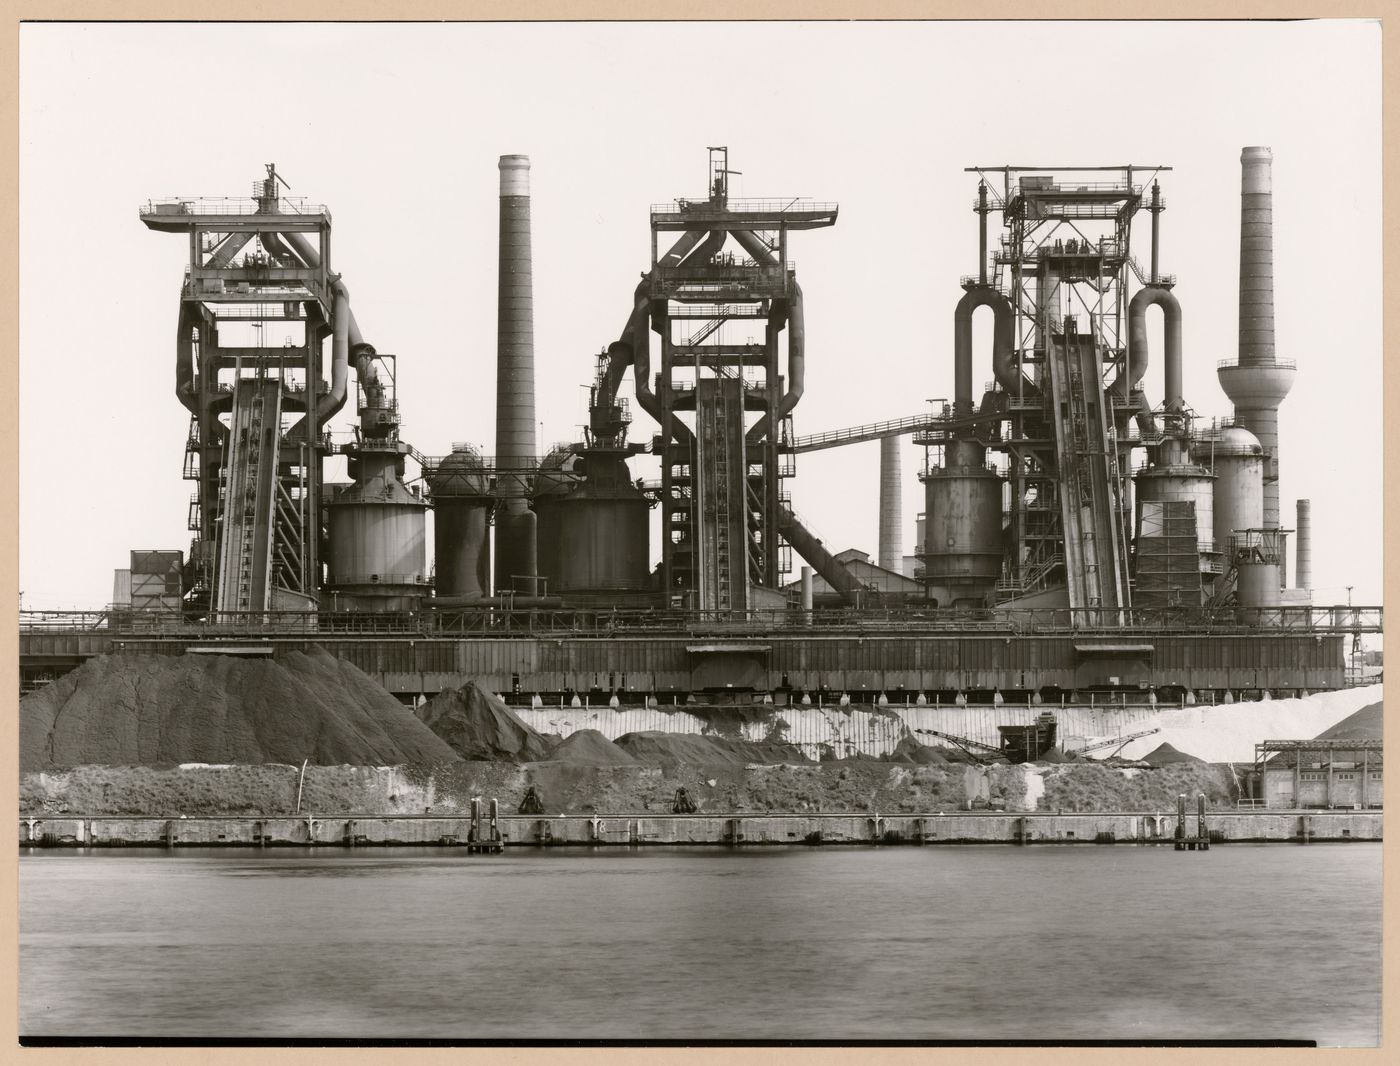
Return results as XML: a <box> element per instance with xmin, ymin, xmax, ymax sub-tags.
<box><xmin>1313</xmin><ymin>701</ymin><xmax>1382</xmax><ymax>742</ymax></box>
<box><xmin>616</xmin><ymin>731</ymin><xmax>811</xmax><ymax>767</ymax></box>
<box><xmin>19</xmin><ymin>649</ymin><xmax>461</xmax><ymax>771</ymax></box>
<box><xmin>1039</xmin><ymin>761</ymin><xmax>1234</xmax><ymax>812</ymax></box>
<box><xmin>1139</xmin><ymin>742</ymin><xmax>1206</xmax><ymax>767</ymax></box>
<box><xmin>1035</xmin><ymin>748</ymin><xmax>1078</xmax><ymax>764</ymax></box>
<box><xmin>542</xmin><ymin>729</ymin><xmax>639</xmax><ymax>766</ymax></box>
<box><xmin>417</xmin><ymin>682</ymin><xmax>551</xmax><ymax>762</ymax></box>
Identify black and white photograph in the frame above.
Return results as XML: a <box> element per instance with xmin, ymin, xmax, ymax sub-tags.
<box><xmin>14</xmin><ymin>14</ymin><xmax>1385</xmax><ymax>1050</ymax></box>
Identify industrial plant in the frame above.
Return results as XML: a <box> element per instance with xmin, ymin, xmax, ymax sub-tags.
<box><xmin>18</xmin><ymin>147</ymin><xmax>1381</xmax><ymax>740</ymax></box>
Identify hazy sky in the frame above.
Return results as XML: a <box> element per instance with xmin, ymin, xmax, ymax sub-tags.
<box><xmin>19</xmin><ymin>19</ymin><xmax>1381</xmax><ymax>608</ymax></box>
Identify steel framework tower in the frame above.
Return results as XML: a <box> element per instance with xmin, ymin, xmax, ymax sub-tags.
<box><xmin>942</xmin><ymin>164</ymin><xmax>1172</xmax><ymax>616</ymax></box>
<box><xmin>141</xmin><ymin>166</ymin><xmax>346</xmax><ymax>616</ymax></box>
<box><xmin>593</xmin><ymin>150</ymin><xmax>837</xmax><ymax>611</ymax></box>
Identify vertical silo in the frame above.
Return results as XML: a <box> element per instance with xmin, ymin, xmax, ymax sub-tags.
<box><xmin>428</xmin><ymin>445</ymin><xmax>493</xmax><ymax>600</ymax></box>
<box><xmin>1195</xmin><ymin>426</ymin><xmax>1265</xmax><ymax>554</ymax></box>
<box><xmin>920</xmin><ymin>438</ymin><xmax>1003</xmax><ymax>605</ymax></box>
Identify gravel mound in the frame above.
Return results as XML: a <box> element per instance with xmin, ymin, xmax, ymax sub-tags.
<box><xmin>1139</xmin><ymin>742</ymin><xmax>1206</xmax><ymax>767</ymax></box>
<box><xmin>544</xmin><ymin>729</ymin><xmax>639</xmax><ymax>766</ymax></box>
<box><xmin>417</xmin><ymin>682</ymin><xmax>552</xmax><ymax>762</ymax></box>
<box><xmin>891</xmin><ymin>735</ymin><xmax>949</xmax><ymax>765</ymax></box>
<box><xmin>1313</xmin><ymin>701</ymin><xmax>1382</xmax><ymax>742</ymax></box>
<box><xmin>616</xmin><ymin>731</ymin><xmax>811</xmax><ymax>767</ymax></box>
<box><xmin>20</xmin><ymin>649</ymin><xmax>461</xmax><ymax>770</ymax></box>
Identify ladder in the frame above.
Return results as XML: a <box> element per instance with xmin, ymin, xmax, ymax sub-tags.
<box><xmin>712</xmin><ymin>384</ymin><xmax>733</xmax><ymax>611</ymax></box>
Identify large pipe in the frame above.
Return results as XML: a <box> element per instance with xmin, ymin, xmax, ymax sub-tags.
<box><xmin>175</xmin><ymin>301</ymin><xmax>200</xmax><ymax>414</ymax></box>
<box><xmin>729</xmin><ymin>229</ymin><xmax>801</xmax><ymax>443</ymax></box>
<box><xmin>879</xmin><ymin>436</ymin><xmax>902</xmax><ymax>571</ymax></box>
<box><xmin>267</xmin><ymin>229</ymin><xmax>365</xmax><ymax>430</ymax></box>
<box><xmin>954</xmin><ymin>286</ymin><xmax>1028</xmax><ymax>414</ymax></box>
<box><xmin>1113</xmin><ymin>285</ymin><xmax>1182</xmax><ymax>436</ymax></box>
<box><xmin>430</xmin><ymin>595</ymin><xmax>565</xmax><ymax>609</ymax></box>
<box><xmin>495</xmin><ymin>154</ymin><xmax>538</xmax><ymax>591</ymax></box>
<box><xmin>777</xmin><ymin>503</ymin><xmax>867</xmax><ymax>606</ymax></box>
<box><xmin>626</xmin><ymin>313</ymin><xmax>693</xmax><ymax>449</ymax></box>
<box><xmin>1295</xmin><ymin>498</ymin><xmax>1312</xmax><ymax>590</ymax></box>
<box><xmin>1119</xmin><ymin>286</ymin><xmax>1183</xmax><ymax>409</ymax></box>
<box><xmin>322</xmin><ymin>277</ymin><xmax>351</xmax><ymax>426</ymax></box>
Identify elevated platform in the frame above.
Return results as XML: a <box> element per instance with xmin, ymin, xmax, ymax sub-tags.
<box><xmin>20</xmin><ymin>606</ymin><xmax>1374</xmax><ymax>699</ymax></box>
<box><xmin>140</xmin><ymin>198</ymin><xmax>329</xmax><ymax>233</ymax></box>
<box><xmin>650</xmin><ymin>200</ymin><xmax>838</xmax><ymax>230</ymax></box>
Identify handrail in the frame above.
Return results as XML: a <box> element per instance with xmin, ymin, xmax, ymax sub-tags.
<box><xmin>141</xmin><ymin>196</ymin><xmax>330</xmax><ymax>218</ymax></box>
<box><xmin>1217</xmin><ymin>358</ymin><xmax>1299</xmax><ymax>370</ymax></box>
<box><xmin>18</xmin><ymin>605</ymin><xmax>1383</xmax><ymax>638</ymax></box>
<box><xmin>650</xmin><ymin>199</ymin><xmax>838</xmax><ymax>216</ymax></box>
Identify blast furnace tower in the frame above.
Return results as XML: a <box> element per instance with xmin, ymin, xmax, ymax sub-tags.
<box><xmin>591</xmin><ymin>149</ymin><xmax>838</xmax><ymax>611</ymax></box>
<box><xmin>141</xmin><ymin>166</ymin><xmax>349</xmax><ymax>617</ymax></box>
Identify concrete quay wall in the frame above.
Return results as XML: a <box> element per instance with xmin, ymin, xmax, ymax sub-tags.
<box><xmin>19</xmin><ymin>811</ymin><xmax>1382</xmax><ymax>848</ymax></box>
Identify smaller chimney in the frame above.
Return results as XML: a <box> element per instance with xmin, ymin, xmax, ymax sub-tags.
<box><xmin>879</xmin><ymin>437</ymin><xmax>902</xmax><ymax>571</ymax></box>
<box><xmin>1294</xmin><ymin>499</ymin><xmax>1312</xmax><ymax>590</ymax></box>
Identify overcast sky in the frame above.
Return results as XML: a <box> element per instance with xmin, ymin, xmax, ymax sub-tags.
<box><xmin>19</xmin><ymin>19</ymin><xmax>1381</xmax><ymax>608</ymax></box>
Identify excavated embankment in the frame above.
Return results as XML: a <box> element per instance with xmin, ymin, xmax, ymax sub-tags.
<box><xmin>18</xmin><ymin>655</ymin><xmax>1379</xmax><ymax>819</ymax></box>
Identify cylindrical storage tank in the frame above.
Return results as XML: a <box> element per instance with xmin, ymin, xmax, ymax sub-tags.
<box><xmin>920</xmin><ymin>439</ymin><xmax>1002</xmax><ymax>591</ymax></box>
<box><xmin>1195</xmin><ymin>427</ymin><xmax>1264</xmax><ymax>550</ymax></box>
<box><xmin>325</xmin><ymin>455</ymin><xmax>429</xmax><ymax>611</ymax></box>
<box><xmin>552</xmin><ymin>484</ymin><xmax>651</xmax><ymax>595</ymax></box>
<box><xmin>427</xmin><ymin>445</ymin><xmax>492</xmax><ymax>600</ymax></box>
<box><xmin>1236</xmin><ymin>560</ymin><xmax>1282</xmax><ymax>609</ymax></box>
<box><xmin>530</xmin><ymin>443</ymin><xmax>581</xmax><ymax>595</ymax></box>
<box><xmin>1134</xmin><ymin>444</ymin><xmax>1215</xmax><ymax>565</ymax></box>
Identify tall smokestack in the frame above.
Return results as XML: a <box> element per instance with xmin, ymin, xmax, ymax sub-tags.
<box><xmin>494</xmin><ymin>154</ymin><xmax>537</xmax><ymax>592</ymax></box>
<box><xmin>1218</xmin><ymin>146</ymin><xmax>1295</xmax><ymax>529</ymax></box>
<box><xmin>1294</xmin><ymin>498</ymin><xmax>1312</xmax><ymax>590</ymax></box>
<box><xmin>879</xmin><ymin>436</ymin><xmax>902</xmax><ymax>571</ymax></box>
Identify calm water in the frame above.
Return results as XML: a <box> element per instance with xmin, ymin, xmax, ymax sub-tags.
<box><xmin>20</xmin><ymin>844</ymin><xmax>1381</xmax><ymax>1045</ymax></box>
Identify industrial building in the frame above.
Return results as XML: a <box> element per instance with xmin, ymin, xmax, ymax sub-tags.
<box><xmin>1252</xmin><ymin>739</ymin><xmax>1384</xmax><ymax>810</ymax></box>
<box><xmin>18</xmin><ymin>147</ymin><xmax>1380</xmax><ymax>714</ymax></box>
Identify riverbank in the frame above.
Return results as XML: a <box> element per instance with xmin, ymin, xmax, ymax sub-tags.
<box><xmin>20</xmin><ymin>759</ymin><xmax>1240</xmax><ymax>819</ymax></box>
<box><xmin>19</xmin><ymin>809</ymin><xmax>1381</xmax><ymax>847</ymax></box>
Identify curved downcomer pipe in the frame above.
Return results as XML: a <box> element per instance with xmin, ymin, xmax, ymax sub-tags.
<box><xmin>264</xmin><ymin>229</ymin><xmax>370</xmax><ymax>430</ymax></box>
<box><xmin>727</xmin><ymin>229</ymin><xmax>801</xmax><ymax>443</ymax></box>
<box><xmin>596</xmin><ymin>228</ymin><xmax>716</xmax><ymax>403</ymax></box>
<box><xmin>954</xmin><ymin>285</ymin><xmax>1027</xmax><ymax>416</ymax></box>
<box><xmin>1114</xmin><ymin>285</ymin><xmax>1183</xmax><ymax>433</ymax></box>
<box><xmin>175</xmin><ymin>302</ymin><xmax>201</xmax><ymax>414</ymax></box>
